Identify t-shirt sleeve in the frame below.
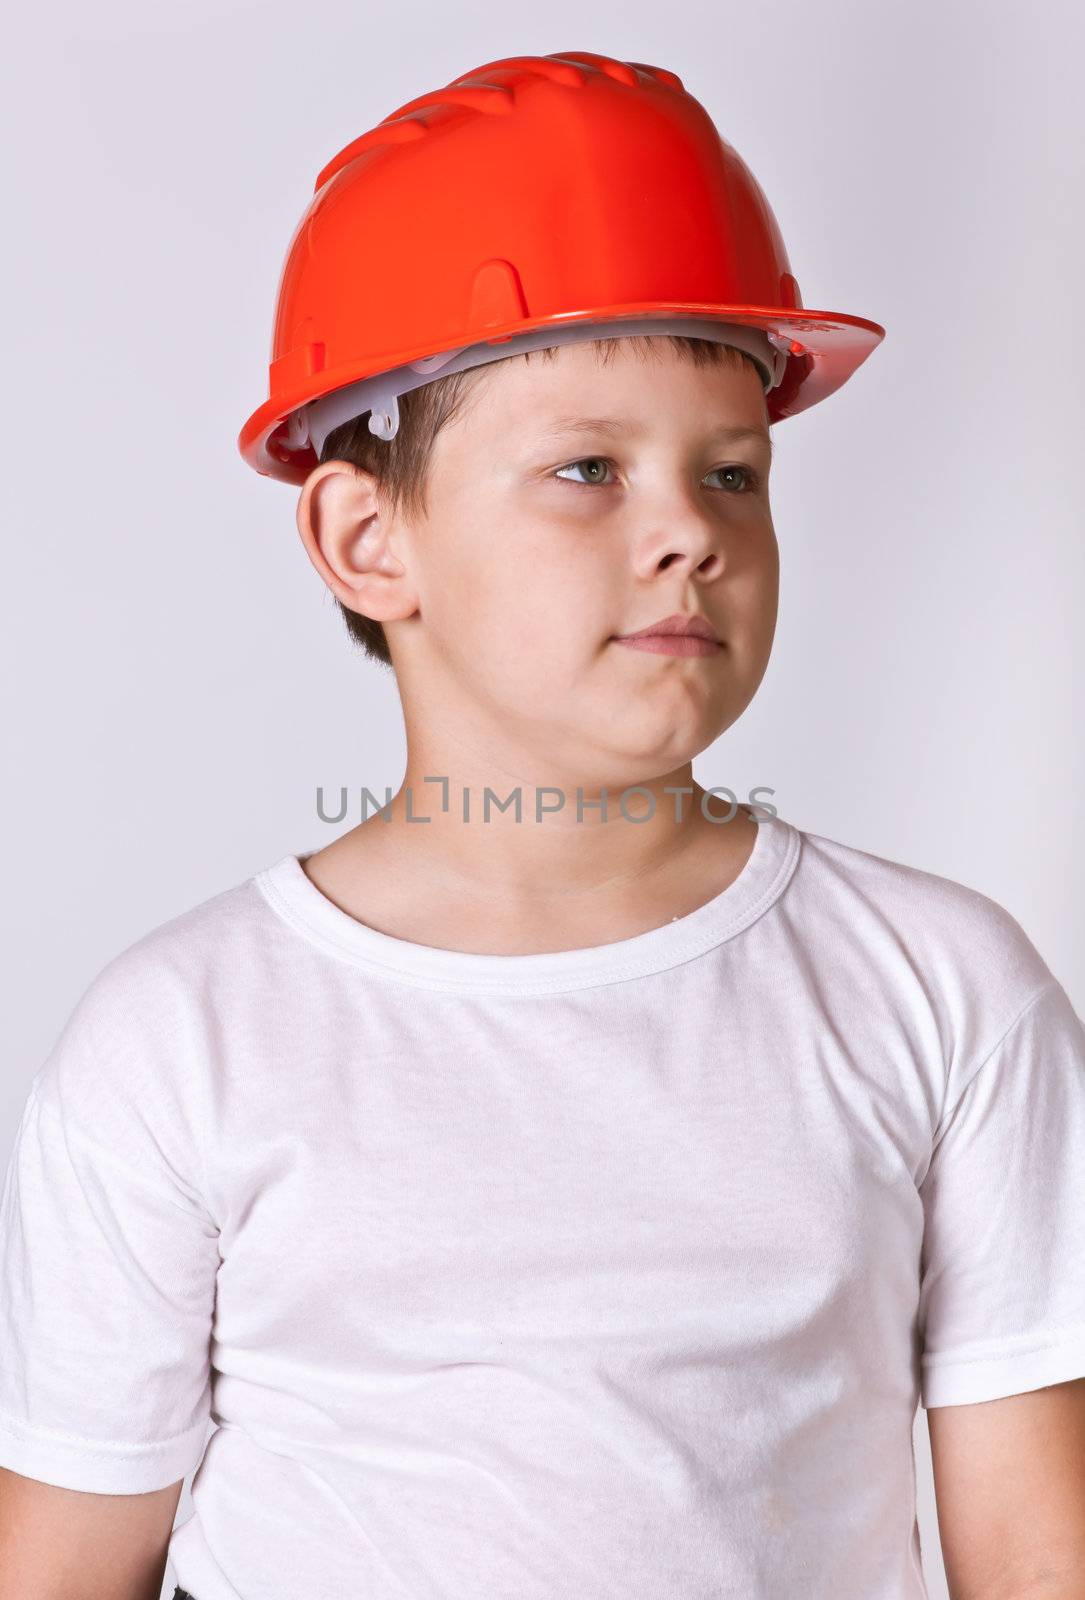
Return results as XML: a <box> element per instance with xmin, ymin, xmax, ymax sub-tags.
<box><xmin>918</xmin><ymin>976</ymin><xmax>1085</xmax><ymax>1407</ymax></box>
<box><xmin>0</xmin><ymin>967</ymin><xmax>220</xmax><ymax>1492</ymax></box>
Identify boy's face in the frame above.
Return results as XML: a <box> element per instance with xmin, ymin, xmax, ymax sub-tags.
<box><xmin>305</xmin><ymin>338</ymin><xmax>779</xmax><ymax>786</ymax></box>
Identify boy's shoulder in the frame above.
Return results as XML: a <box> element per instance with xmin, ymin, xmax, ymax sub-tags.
<box><xmin>792</xmin><ymin>819</ymin><xmax>1060</xmax><ymax>1008</ymax></box>
<box><xmin>57</xmin><ymin>860</ymin><xmax>277</xmax><ymax>1054</ymax></box>
<box><xmin>29</xmin><ymin>862</ymin><xmax>279</xmax><ymax>1126</ymax></box>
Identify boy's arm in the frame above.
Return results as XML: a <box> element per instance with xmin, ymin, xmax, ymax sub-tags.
<box><xmin>928</xmin><ymin>1376</ymin><xmax>1085</xmax><ymax>1599</ymax></box>
<box><xmin>0</xmin><ymin>1466</ymin><xmax>183</xmax><ymax>1600</ymax></box>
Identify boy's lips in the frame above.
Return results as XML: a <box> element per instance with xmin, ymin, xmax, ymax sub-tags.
<box><xmin>615</xmin><ymin>612</ymin><xmax>720</xmax><ymax>643</ymax></box>
<box><xmin>611</xmin><ymin>612</ymin><xmax>723</xmax><ymax>656</ymax></box>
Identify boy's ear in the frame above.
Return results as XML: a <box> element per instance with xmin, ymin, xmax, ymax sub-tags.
<box><xmin>294</xmin><ymin>460</ymin><xmax>420</xmax><ymax>626</ymax></box>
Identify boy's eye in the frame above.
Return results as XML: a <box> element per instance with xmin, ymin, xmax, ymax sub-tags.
<box><xmin>554</xmin><ymin>457</ymin><xmax>616</xmax><ymax>486</ymax></box>
<box><xmin>552</xmin><ymin>457</ymin><xmax>759</xmax><ymax>492</ymax></box>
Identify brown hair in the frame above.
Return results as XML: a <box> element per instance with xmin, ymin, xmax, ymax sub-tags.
<box><xmin>317</xmin><ymin>335</ymin><xmax>764</xmax><ymax>671</ymax></box>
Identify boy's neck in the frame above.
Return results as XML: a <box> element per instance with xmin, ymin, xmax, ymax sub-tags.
<box><xmin>300</xmin><ymin>789</ymin><xmax>759</xmax><ymax>957</ymax></box>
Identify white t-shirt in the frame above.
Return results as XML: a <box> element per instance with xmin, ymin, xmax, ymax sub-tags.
<box><xmin>2</xmin><ymin>812</ymin><xmax>1084</xmax><ymax>1600</ymax></box>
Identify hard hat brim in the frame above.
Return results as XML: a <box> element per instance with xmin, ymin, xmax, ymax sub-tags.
<box><xmin>238</xmin><ymin>302</ymin><xmax>885</xmax><ymax>486</ymax></box>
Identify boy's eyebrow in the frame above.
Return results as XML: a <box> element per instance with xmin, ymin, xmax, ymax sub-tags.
<box><xmin>537</xmin><ymin>416</ymin><xmax>773</xmax><ymax>456</ymax></box>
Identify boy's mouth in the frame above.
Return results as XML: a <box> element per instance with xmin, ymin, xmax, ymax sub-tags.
<box><xmin>611</xmin><ymin>612</ymin><xmax>723</xmax><ymax>657</ymax></box>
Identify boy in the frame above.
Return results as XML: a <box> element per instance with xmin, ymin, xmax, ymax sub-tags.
<box><xmin>2</xmin><ymin>48</ymin><xmax>1084</xmax><ymax>1600</ymax></box>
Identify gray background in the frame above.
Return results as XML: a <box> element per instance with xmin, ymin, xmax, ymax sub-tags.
<box><xmin>1</xmin><ymin>2</ymin><xmax>1081</xmax><ymax>1596</ymax></box>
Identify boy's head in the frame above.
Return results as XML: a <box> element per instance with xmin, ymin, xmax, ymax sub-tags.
<box><xmin>240</xmin><ymin>50</ymin><xmax>883</xmax><ymax>785</ymax></box>
<box><xmin>294</xmin><ymin>329</ymin><xmax>777</xmax><ymax>785</ymax></box>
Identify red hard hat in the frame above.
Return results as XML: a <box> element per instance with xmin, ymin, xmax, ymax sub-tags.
<box><xmin>239</xmin><ymin>50</ymin><xmax>885</xmax><ymax>484</ymax></box>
